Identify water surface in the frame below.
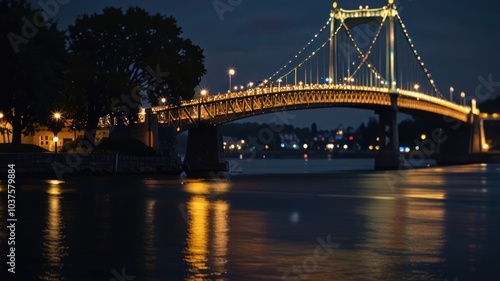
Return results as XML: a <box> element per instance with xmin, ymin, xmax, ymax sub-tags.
<box><xmin>1</xmin><ymin>159</ymin><xmax>499</xmax><ymax>281</ymax></box>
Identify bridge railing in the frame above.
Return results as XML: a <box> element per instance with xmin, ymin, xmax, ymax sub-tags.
<box><xmin>152</xmin><ymin>84</ymin><xmax>471</xmax><ymax>114</ymax></box>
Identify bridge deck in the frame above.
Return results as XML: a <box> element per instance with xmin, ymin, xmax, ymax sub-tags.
<box><xmin>148</xmin><ymin>84</ymin><xmax>474</xmax><ymax>131</ymax></box>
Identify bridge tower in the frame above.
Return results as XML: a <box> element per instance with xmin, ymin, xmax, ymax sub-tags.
<box><xmin>330</xmin><ymin>0</ymin><xmax>403</xmax><ymax>169</ymax></box>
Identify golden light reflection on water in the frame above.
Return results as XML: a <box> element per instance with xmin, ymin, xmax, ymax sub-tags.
<box><xmin>144</xmin><ymin>199</ymin><xmax>157</xmax><ymax>273</ymax></box>
<box><xmin>40</xmin><ymin>183</ymin><xmax>67</xmax><ymax>281</ymax></box>
<box><xmin>355</xmin><ymin>174</ymin><xmax>447</xmax><ymax>278</ymax></box>
<box><xmin>184</xmin><ymin>181</ymin><xmax>230</xmax><ymax>280</ymax></box>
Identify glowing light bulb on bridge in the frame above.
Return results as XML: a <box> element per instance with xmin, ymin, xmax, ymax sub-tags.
<box><xmin>228</xmin><ymin>68</ymin><xmax>235</xmax><ymax>92</ymax></box>
<box><xmin>200</xmin><ymin>89</ymin><xmax>208</xmax><ymax>97</ymax></box>
<box><xmin>161</xmin><ymin>97</ymin><xmax>167</xmax><ymax>103</ymax></box>
<box><xmin>413</xmin><ymin>84</ymin><xmax>420</xmax><ymax>91</ymax></box>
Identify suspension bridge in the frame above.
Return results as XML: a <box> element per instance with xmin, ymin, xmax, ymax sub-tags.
<box><xmin>125</xmin><ymin>1</ymin><xmax>490</xmax><ymax>171</ymax></box>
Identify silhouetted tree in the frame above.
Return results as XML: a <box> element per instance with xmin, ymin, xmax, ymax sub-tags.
<box><xmin>311</xmin><ymin>122</ymin><xmax>318</xmax><ymax>137</ymax></box>
<box><xmin>0</xmin><ymin>0</ymin><xmax>66</xmax><ymax>144</ymax></box>
<box><xmin>355</xmin><ymin>117</ymin><xmax>379</xmax><ymax>149</ymax></box>
<box><xmin>66</xmin><ymin>7</ymin><xmax>206</xmax><ymax>132</ymax></box>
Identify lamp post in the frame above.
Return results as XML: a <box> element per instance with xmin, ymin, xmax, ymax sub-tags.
<box><xmin>460</xmin><ymin>92</ymin><xmax>465</xmax><ymax>105</ymax></box>
<box><xmin>278</xmin><ymin>79</ymin><xmax>282</xmax><ymax>91</ymax></box>
<box><xmin>0</xmin><ymin>112</ymin><xmax>4</xmax><ymax>143</ymax></box>
<box><xmin>449</xmin><ymin>86</ymin><xmax>454</xmax><ymax>102</ymax></box>
<box><xmin>199</xmin><ymin>89</ymin><xmax>208</xmax><ymax>122</ymax></box>
<box><xmin>228</xmin><ymin>69</ymin><xmax>235</xmax><ymax>92</ymax></box>
<box><xmin>53</xmin><ymin>112</ymin><xmax>61</xmax><ymax>154</ymax></box>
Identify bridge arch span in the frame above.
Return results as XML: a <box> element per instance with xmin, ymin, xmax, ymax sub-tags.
<box><xmin>152</xmin><ymin>85</ymin><xmax>474</xmax><ymax>132</ymax></box>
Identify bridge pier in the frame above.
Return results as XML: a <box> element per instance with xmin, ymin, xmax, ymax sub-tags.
<box><xmin>183</xmin><ymin>125</ymin><xmax>229</xmax><ymax>173</ymax></box>
<box><xmin>374</xmin><ymin>103</ymin><xmax>404</xmax><ymax>170</ymax></box>
<box><xmin>436</xmin><ymin>115</ymin><xmax>483</xmax><ymax>165</ymax></box>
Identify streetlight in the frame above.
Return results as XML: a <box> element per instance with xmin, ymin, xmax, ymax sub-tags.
<box><xmin>449</xmin><ymin>86</ymin><xmax>454</xmax><ymax>102</ymax></box>
<box><xmin>161</xmin><ymin>97</ymin><xmax>166</xmax><ymax>104</ymax></box>
<box><xmin>0</xmin><ymin>112</ymin><xmax>4</xmax><ymax>143</ymax></box>
<box><xmin>248</xmin><ymin>82</ymin><xmax>254</xmax><ymax>89</ymax></box>
<box><xmin>198</xmin><ymin>89</ymin><xmax>208</xmax><ymax>122</ymax></box>
<box><xmin>413</xmin><ymin>84</ymin><xmax>420</xmax><ymax>91</ymax></box>
<box><xmin>460</xmin><ymin>92</ymin><xmax>465</xmax><ymax>105</ymax></box>
<box><xmin>200</xmin><ymin>89</ymin><xmax>208</xmax><ymax>98</ymax></box>
<box><xmin>53</xmin><ymin>112</ymin><xmax>61</xmax><ymax>154</ymax></box>
<box><xmin>278</xmin><ymin>79</ymin><xmax>282</xmax><ymax>91</ymax></box>
<box><xmin>228</xmin><ymin>69</ymin><xmax>235</xmax><ymax>92</ymax></box>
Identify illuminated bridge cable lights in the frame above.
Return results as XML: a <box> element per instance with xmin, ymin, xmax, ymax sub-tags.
<box><xmin>341</xmin><ymin>18</ymin><xmax>387</xmax><ymax>85</ymax></box>
<box><xmin>275</xmin><ymin>24</ymin><xmax>343</xmax><ymax>84</ymax></box>
<box><xmin>266</xmin><ymin>17</ymin><xmax>332</xmax><ymax>82</ymax></box>
<box><xmin>277</xmin><ymin>38</ymin><xmax>329</xmax><ymax>84</ymax></box>
<box><xmin>396</xmin><ymin>14</ymin><xmax>443</xmax><ymax>98</ymax></box>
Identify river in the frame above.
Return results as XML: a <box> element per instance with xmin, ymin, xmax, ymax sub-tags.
<box><xmin>1</xmin><ymin>158</ymin><xmax>499</xmax><ymax>280</ymax></box>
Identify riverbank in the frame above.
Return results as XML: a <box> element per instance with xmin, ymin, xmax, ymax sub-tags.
<box><xmin>0</xmin><ymin>153</ymin><xmax>181</xmax><ymax>178</ymax></box>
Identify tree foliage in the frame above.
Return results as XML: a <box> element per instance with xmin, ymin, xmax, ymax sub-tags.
<box><xmin>0</xmin><ymin>0</ymin><xmax>66</xmax><ymax>143</ymax></box>
<box><xmin>66</xmin><ymin>7</ymin><xmax>206</xmax><ymax>131</ymax></box>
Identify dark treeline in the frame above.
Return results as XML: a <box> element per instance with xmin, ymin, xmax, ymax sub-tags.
<box><xmin>222</xmin><ymin>116</ymin><xmax>443</xmax><ymax>151</ymax></box>
<box><xmin>0</xmin><ymin>0</ymin><xmax>205</xmax><ymax>144</ymax></box>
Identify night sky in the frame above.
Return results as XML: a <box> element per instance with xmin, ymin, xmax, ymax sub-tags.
<box><xmin>29</xmin><ymin>0</ymin><xmax>500</xmax><ymax>129</ymax></box>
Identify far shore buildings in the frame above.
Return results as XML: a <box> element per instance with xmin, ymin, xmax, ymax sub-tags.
<box><xmin>0</xmin><ymin>121</ymin><xmax>110</xmax><ymax>152</ymax></box>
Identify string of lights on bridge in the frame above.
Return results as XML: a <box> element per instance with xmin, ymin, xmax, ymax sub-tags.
<box><xmin>273</xmin><ymin>24</ymin><xmax>342</xmax><ymax>84</ymax></box>
<box><xmin>342</xmin><ymin>18</ymin><xmax>386</xmax><ymax>84</ymax></box>
<box><xmin>266</xmin><ymin>17</ymin><xmax>332</xmax><ymax>83</ymax></box>
<box><xmin>257</xmin><ymin>4</ymin><xmax>447</xmax><ymax>99</ymax></box>
<box><xmin>395</xmin><ymin>14</ymin><xmax>443</xmax><ymax>98</ymax></box>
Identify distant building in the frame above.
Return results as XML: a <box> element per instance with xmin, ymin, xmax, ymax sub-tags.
<box><xmin>0</xmin><ymin>121</ymin><xmax>110</xmax><ymax>152</ymax></box>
